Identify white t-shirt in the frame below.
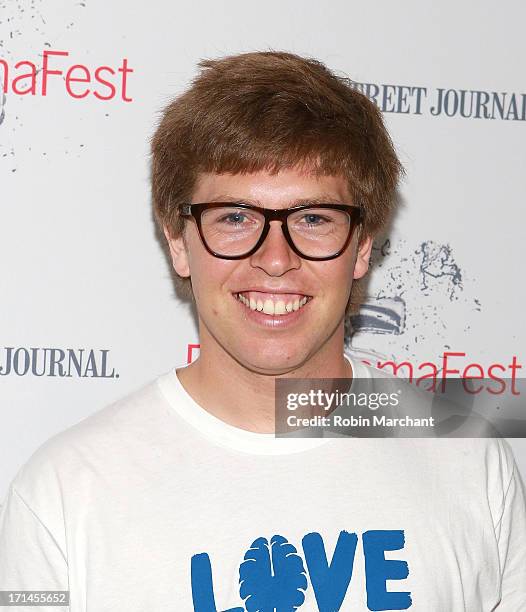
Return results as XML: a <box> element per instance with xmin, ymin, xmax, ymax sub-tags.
<box><xmin>1</xmin><ymin>355</ymin><xmax>525</xmax><ymax>611</ymax></box>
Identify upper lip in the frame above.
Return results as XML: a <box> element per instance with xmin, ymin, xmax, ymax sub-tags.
<box><xmin>233</xmin><ymin>286</ymin><xmax>312</xmax><ymax>296</ymax></box>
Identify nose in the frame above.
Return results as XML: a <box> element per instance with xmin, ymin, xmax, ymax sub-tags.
<box><xmin>249</xmin><ymin>221</ymin><xmax>301</xmax><ymax>276</ymax></box>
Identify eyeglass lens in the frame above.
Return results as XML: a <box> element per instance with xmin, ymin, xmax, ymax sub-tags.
<box><xmin>200</xmin><ymin>205</ymin><xmax>352</xmax><ymax>257</ymax></box>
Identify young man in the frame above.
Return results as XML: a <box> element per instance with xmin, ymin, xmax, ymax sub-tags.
<box><xmin>1</xmin><ymin>51</ymin><xmax>525</xmax><ymax>611</ymax></box>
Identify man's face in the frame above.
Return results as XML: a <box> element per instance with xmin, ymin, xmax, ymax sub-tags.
<box><xmin>164</xmin><ymin>167</ymin><xmax>373</xmax><ymax>375</ymax></box>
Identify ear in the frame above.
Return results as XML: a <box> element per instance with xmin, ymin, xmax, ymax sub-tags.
<box><xmin>353</xmin><ymin>235</ymin><xmax>374</xmax><ymax>280</ymax></box>
<box><xmin>163</xmin><ymin>225</ymin><xmax>190</xmax><ymax>278</ymax></box>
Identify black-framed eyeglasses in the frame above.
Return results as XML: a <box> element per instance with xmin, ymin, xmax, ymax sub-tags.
<box><xmin>181</xmin><ymin>202</ymin><xmax>363</xmax><ymax>261</ymax></box>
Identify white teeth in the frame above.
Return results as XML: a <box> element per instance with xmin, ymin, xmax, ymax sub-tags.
<box><xmin>236</xmin><ymin>293</ymin><xmax>310</xmax><ymax>316</ymax></box>
<box><xmin>274</xmin><ymin>300</ymin><xmax>286</xmax><ymax>314</ymax></box>
<box><xmin>262</xmin><ymin>299</ymin><xmax>274</xmax><ymax>315</ymax></box>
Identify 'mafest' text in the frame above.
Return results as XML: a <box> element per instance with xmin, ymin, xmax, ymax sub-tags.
<box><xmin>0</xmin><ymin>50</ymin><xmax>133</xmax><ymax>102</ymax></box>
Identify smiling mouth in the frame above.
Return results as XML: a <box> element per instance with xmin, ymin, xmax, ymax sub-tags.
<box><xmin>234</xmin><ymin>291</ymin><xmax>312</xmax><ymax>316</ymax></box>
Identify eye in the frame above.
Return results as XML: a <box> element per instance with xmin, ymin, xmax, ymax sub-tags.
<box><xmin>299</xmin><ymin>213</ymin><xmax>331</xmax><ymax>225</ymax></box>
<box><xmin>218</xmin><ymin>211</ymin><xmax>249</xmax><ymax>225</ymax></box>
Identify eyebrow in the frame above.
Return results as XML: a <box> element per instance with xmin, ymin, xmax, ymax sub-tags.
<box><xmin>206</xmin><ymin>195</ymin><xmax>350</xmax><ymax>206</ymax></box>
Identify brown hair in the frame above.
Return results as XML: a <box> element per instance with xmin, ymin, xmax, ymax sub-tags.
<box><xmin>151</xmin><ymin>51</ymin><xmax>403</xmax><ymax>305</ymax></box>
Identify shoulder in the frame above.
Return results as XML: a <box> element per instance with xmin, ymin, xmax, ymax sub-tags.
<box><xmin>482</xmin><ymin>437</ymin><xmax>518</xmax><ymax>500</ymax></box>
<box><xmin>346</xmin><ymin>349</ymin><xmax>519</xmax><ymax>481</ymax></box>
<box><xmin>10</xmin><ymin>372</ymin><xmax>175</xmax><ymax>502</ymax></box>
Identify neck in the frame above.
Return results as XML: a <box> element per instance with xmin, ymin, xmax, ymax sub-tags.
<box><xmin>176</xmin><ymin>322</ymin><xmax>351</xmax><ymax>433</ymax></box>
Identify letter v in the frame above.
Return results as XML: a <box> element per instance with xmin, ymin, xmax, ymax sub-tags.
<box><xmin>302</xmin><ymin>531</ymin><xmax>358</xmax><ymax>611</ymax></box>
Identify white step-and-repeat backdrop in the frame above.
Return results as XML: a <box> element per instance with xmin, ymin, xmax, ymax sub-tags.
<box><xmin>1</xmin><ymin>0</ymin><xmax>525</xmax><ymax>498</ymax></box>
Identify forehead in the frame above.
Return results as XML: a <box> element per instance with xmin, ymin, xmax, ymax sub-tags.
<box><xmin>191</xmin><ymin>168</ymin><xmax>352</xmax><ymax>207</ymax></box>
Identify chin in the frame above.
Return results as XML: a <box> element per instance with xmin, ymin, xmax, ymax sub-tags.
<box><xmin>232</xmin><ymin>344</ymin><xmax>311</xmax><ymax>375</ymax></box>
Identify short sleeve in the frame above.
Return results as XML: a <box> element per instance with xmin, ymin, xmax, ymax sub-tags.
<box><xmin>0</xmin><ymin>485</ymin><xmax>69</xmax><ymax>611</ymax></box>
<box><xmin>493</xmin><ymin>443</ymin><xmax>526</xmax><ymax>610</ymax></box>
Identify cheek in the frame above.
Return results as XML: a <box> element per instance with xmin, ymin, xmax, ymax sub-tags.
<box><xmin>187</xmin><ymin>251</ymin><xmax>238</xmax><ymax>310</ymax></box>
<box><xmin>319</xmin><ymin>255</ymin><xmax>355</xmax><ymax>295</ymax></box>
